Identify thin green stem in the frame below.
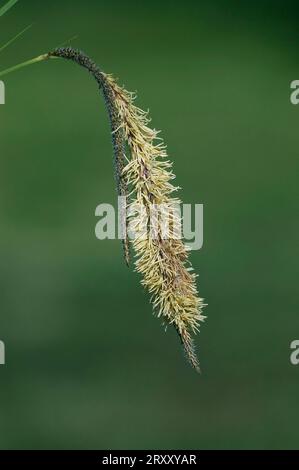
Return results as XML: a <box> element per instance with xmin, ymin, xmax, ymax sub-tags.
<box><xmin>0</xmin><ymin>53</ymin><xmax>57</xmax><ymax>78</ymax></box>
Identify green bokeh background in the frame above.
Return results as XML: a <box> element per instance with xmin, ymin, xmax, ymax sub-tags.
<box><xmin>0</xmin><ymin>0</ymin><xmax>298</xmax><ymax>449</ymax></box>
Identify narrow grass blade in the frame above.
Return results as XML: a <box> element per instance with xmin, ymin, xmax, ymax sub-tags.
<box><xmin>0</xmin><ymin>0</ymin><xmax>19</xmax><ymax>17</ymax></box>
<box><xmin>0</xmin><ymin>23</ymin><xmax>32</xmax><ymax>53</ymax></box>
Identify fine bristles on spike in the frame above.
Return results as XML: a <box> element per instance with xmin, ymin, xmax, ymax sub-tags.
<box><xmin>176</xmin><ymin>327</ymin><xmax>201</xmax><ymax>373</ymax></box>
<box><xmin>104</xmin><ymin>74</ymin><xmax>206</xmax><ymax>372</ymax></box>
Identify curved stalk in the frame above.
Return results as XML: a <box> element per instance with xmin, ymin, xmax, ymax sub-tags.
<box><xmin>49</xmin><ymin>47</ymin><xmax>130</xmax><ymax>265</ymax></box>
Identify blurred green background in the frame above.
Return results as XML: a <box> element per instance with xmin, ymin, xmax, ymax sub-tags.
<box><xmin>0</xmin><ymin>0</ymin><xmax>298</xmax><ymax>450</ymax></box>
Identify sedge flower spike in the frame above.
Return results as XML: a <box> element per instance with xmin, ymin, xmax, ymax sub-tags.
<box><xmin>49</xmin><ymin>47</ymin><xmax>206</xmax><ymax>372</ymax></box>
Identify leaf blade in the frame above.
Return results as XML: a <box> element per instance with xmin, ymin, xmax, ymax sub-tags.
<box><xmin>0</xmin><ymin>23</ymin><xmax>32</xmax><ymax>53</ymax></box>
<box><xmin>0</xmin><ymin>0</ymin><xmax>19</xmax><ymax>17</ymax></box>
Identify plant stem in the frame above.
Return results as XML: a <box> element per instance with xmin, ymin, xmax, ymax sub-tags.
<box><xmin>0</xmin><ymin>53</ymin><xmax>57</xmax><ymax>78</ymax></box>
